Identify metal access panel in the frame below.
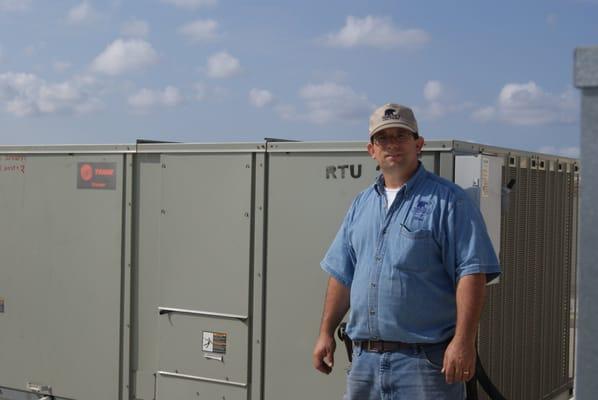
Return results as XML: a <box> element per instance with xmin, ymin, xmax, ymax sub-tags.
<box><xmin>454</xmin><ymin>154</ymin><xmax>504</xmax><ymax>267</ymax></box>
<box><xmin>0</xmin><ymin>150</ymin><xmax>130</xmax><ymax>400</ymax></box>
<box><xmin>262</xmin><ymin>141</ymin><xmax>447</xmax><ymax>400</ymax></box>
<box><xmin>133</xmin><ymin>147</ymin><xmax>259</xmax><ymax>400</ymax></box>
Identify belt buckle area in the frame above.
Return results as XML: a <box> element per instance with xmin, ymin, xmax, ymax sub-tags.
<box><xmin>367</xmin><ymin>340</ymin><xmax>380</xmax><ymax>353</ymax></box>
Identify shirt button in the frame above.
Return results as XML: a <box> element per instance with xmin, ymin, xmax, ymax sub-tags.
<box><xmin>375</xmin><ymin>256</ymin><xmax>381</xmax><ymax>262</ymax></box>
<box><xmin>371</xmin><ymin>283</ymin><xmax>376</xmax><ymax>288</ymax></box>
<box><xmin>370</xmin><ymin>309</ymin><xmax>376</xmax><ymax>315</ymax></box>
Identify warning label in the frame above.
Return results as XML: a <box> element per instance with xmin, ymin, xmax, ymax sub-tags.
<box><xmin>481</xmin><ymin>158</ymin><xmax>490</xmax><ymax>198</ymax></box>
<box><xmin>202</xmin><ymin>331</ymin><xmax>227</xmax><ymax>354</ymax></box>
<box><xmin>77</xmin><ymin>162</ymin><xmax>117</xmax><ymax>190</ymax></box>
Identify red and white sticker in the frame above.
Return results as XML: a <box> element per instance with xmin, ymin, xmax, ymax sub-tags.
<box><xmin>77</xmin><ymin>162</ymin><xmax>117</xmax><ymax>190</ymax></box>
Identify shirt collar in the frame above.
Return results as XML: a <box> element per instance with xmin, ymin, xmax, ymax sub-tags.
<box><xmin>374</xmin><ymin>161</ymin><xmax>426</xmax><ymax>196</ymax></box>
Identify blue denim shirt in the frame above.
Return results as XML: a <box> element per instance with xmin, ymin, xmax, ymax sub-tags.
<box><xmin>321</xmin><ymin>163</ymin><xmax>501</xmax><ymax>343</ymax></box>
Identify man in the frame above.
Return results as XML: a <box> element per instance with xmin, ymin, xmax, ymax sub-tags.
<box><xmin>312</xmin><ymin>103</ymin><xmax>501</xmax><ymax>399</ymax></box>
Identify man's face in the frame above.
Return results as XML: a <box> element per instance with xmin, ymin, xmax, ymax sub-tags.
<box><xmin>367</xmin><ymin>127</ymin><xmax>424</xmax><ymax>171</ymax></box>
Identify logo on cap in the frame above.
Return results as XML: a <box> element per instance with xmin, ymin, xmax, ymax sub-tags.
<box><xmin>382</xmin><ymin>108</ymin><xmax>400</xmax><ymax>121</ymax></box>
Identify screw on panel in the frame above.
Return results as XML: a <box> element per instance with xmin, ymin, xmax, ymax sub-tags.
<box><xmin>161</xmin><ymin>209</ymin><xmax>166</xmax><ymax>215</ymax></box>
<box><xmin>244</xmin><ymin>212</ymin><xmax>249</xmax><ymax>217</ymax></box>
<box><xmin>245</xmin><ymin>164</ymin><xmax>250</xmax><ymax>168</ymax></box>
<box><xmin>162</xmin><ymin>164</ymin><xmax>166</xmax><ymax>168</ymax></box>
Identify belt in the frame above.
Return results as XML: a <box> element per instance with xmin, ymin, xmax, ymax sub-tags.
<box><xmin>354</xmin><ymin>339</ymin><xmax>449</xmax><ymax>353</ymax></box>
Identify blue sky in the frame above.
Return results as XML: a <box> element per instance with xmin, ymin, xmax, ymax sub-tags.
<box><xmin>0</xmin><ymin>0</ymin><xmax>595</xmax><ymax>156</ymax></box>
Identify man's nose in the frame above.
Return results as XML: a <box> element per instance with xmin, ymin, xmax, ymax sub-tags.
<box><xmin>384</xmin><ymin>141</ymin><xmax>400</xmax><ymax>149</ymax></box>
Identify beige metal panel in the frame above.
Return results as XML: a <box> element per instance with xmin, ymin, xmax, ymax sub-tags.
<box><xmin>132</xmin><ymin>153</ymin><xmax>163</xmax><ymax>400</ymax></box>
<box><xmin>155</xmin><ymin>153</ymin><xmax>253</xmax><ymax>393</ymax></box>
<box><xmin>263</xmin><ymin>151</ymin><xmax>378</xmax><ymax>400</ymax></box>
<box><xmin>158</xmin><ymin>153</ymin><xmax>253</xmax><ymax>315</ymax></box>
<box><xmin>0</xmin><ymin>153</ymin><xmax>124</xmax><ymax>400</ymax></box>
<box><xmin>250</xmin><ymin>153</ymin><xmax>267</xmax><ymax>400</ymax></box>
<box><xmin>120</xmin><ymin>153</ymin><xmax>134</xmax><ymax>400</ymax></box>
<box><xmin>158</xmin><ymin>314</ymin><xmax>248</xmax><ymax>384</ymax></box>
<box><xmin>156</xmin><ymin>374</ymin><xmax>246</xmax><ymax>400</ymax></box>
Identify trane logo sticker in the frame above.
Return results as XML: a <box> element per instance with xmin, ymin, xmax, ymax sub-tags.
<box><xmin>77</xmin><ymin>162</ymin><xmax>117</xmax><ymax>190</ymax></box>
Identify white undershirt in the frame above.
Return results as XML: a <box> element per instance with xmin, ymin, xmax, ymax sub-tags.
<box><xmin>385</xmin><ymin>186</ymin><xmax>403</xmax><ymax>210</ymax></box>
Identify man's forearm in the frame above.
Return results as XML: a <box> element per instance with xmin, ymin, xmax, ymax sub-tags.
<box><xmin>453</xmin><ymin>273</ymin><xmax>487</xmax><ymax>344</ymax></box>
<box><xmin>319</xmin><ymin>276</ymin><xmax>351</xmax><ymax>336</ymax></box>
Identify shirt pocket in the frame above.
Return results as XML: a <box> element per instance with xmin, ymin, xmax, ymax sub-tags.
<box><xmin>392</xmin><ymin>226</ymin><xmax>436</xmax><ymax>271</ymax></box>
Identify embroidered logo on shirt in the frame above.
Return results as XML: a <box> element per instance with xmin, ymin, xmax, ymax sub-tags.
<box><xmin>412</xmin><ymin>200</ymin><xmax>432</xmax><ymax>221</ymax></box>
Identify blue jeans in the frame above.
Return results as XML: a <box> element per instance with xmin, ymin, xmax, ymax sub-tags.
<box><xmin>344</xmin><ymin>342</ymin><xmax>465</xmax><ymax>400</ymax></box>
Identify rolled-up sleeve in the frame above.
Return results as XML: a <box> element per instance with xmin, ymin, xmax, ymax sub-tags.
<box><xmin>320</xmin><ymin>203</ymin><xmax>357</xmax><ymax>288</ymax></box>
<box><xmin>444</xmin><ymin>193</ymin><xmax>501</xmax><ymax>283</ymax></box>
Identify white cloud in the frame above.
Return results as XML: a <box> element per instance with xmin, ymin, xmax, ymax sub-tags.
<box><xmin>537</xmin><ymin>145</ymin><xmax>580</xmax><ymax>158</ymax></box>
<box><xmin>423</xmin><ymin>80</ymin><xmax>443</xmax><ymax>102</ymax></box>
<box><xmin>121</xmin><ymin>18</ymin><xmax>149</xmax><ymax>38</ymax></box>
<box><xmin>0</xmin><ymin>0</ymin><xmax>31</xmax><ymax>12</ymax></box>
<box><xmin>415</xmin><ymin>80</ymin><xmax>473</xmax><ymax>120</ymax></box>
<box><xmin>471</xmin><ymin>106</ymin><xmax>494</xmax><ymax>121</ymax></box>
<box><xmin>53</xmin><ymin>61</ymin><xmax>72</xmax><ymax>73</ymax></box>
<box><xmin>178</xmin><ymin>19</ymin><xmax>219</xmax><ymax>42</ymax></box>
<box><xmin>324</xmin><ymin>16</ymin><xmax>430</xmax><ymax>49</ymax></box>
<box><xmin>91</xmin><ymin>39</ymin><xmax>158</xmax><ymax>76</ymax></box>
<box><xmin>160</xmin><ymin>0</ymin><xmax>217</xmax><ymax>9</ymax></box>
<box><xmin>472</xmin><ymin>82</ymin><xmax>577</xmax><ymax>126</ymax></box>
<box><xmin>0</xmin><ymin>72</ymin><xmax>102</xmax><ymax>117</ymax></box>
<box><xmin>194</xmin><ymin>82</ymin><xmax>229</xmax><ymax>102</ymax></box>
<box><xmin>288</xmin><ymin>82</ymin><xmax>373</xmax><ymax>124</ymax></box>
<box><xmin>67</xmin><ymin>1</ymin><xmax>99</xmax><ymax>25</ymax></box>
<box><xmin>128</xmin><ymin>86</ymin><xmax>184</xmax><ymax>111</ymax></box>
<box><xmin>249</xmin><ymin>88</ymin><xmax>274</xmax><ymax>108</ymax></box>
<box><xmin>205</xmin><ymin>51</ymin><xmax>241</xmax><ymax>79</ymax></box>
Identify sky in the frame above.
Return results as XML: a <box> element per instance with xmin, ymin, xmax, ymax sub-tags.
<box><xmin>0</xmin><ymin>0</ymin><xmax>596</xmax><ymax>156</ymax></box>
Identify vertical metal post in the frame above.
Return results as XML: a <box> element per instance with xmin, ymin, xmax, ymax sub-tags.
<box><xmin>574</xmin><ymin>46</ymin><xmax>598</xmax><ymax>400</ymax></box>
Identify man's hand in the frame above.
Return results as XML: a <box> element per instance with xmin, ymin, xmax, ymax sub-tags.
<box><xmin>312</xmin><ymin>333</ymin><xmax>336</xmax><ymax>374</ymax></box>
<box><xmin>313</xmin><ymin>277</ymin><xmax>350</xmax><ymax>375</ymax></box>
<box><xmin>441</xmin><ymin>338</ymin><xmax>476</xmax><ymax>384</ymax></box>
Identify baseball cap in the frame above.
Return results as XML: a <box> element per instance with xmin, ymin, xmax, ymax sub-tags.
<box><xmin>369</xmin><ymin>103</ymin><xmax>418</xmax><ymax>138</ymax></box>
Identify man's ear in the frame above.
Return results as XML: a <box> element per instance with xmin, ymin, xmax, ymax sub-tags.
<box><xmin>415</xmin><ymin>136</ymin><xmax>425</xmax><ymax>153</ymax></box>
<box><xmin>367</xmin><ymin>142</ymin><xmax>375</xmax><ymax>158</ymax></box>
